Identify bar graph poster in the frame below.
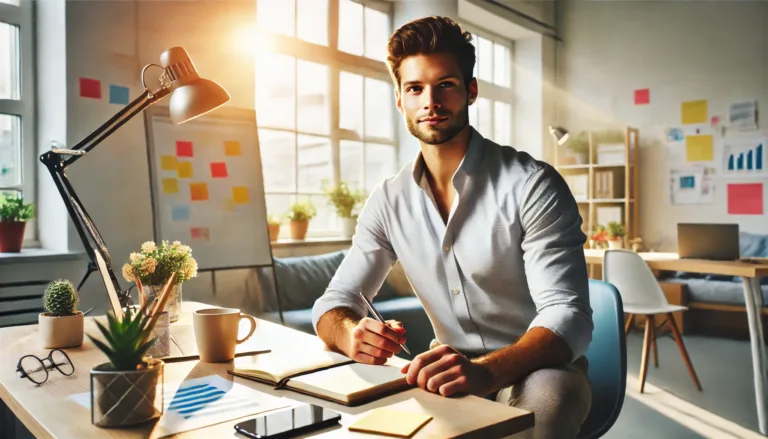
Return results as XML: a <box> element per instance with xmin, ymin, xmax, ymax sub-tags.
<box><xmin>723</xmin><ymin>138</ymin><xmax>766</xmax><ymax>176</ymax></box>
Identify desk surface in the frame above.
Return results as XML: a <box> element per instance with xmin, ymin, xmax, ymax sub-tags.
<box><xmin>584</xmin><ymin>249</ymin><xmax>768</xmax><ymax>278</ymax></box>
<box><xmin>0</xmin><ymin>302</ymin><xmax>532</xmax><ymax>439</ymax></box>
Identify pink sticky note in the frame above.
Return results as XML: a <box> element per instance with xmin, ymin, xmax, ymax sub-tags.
<box><xmin>727</xmin><ymin>183</ymin><xmax>763</xmax><ymax>215</ymax></box>
<box><xmin>190</xmin><ymin>226</ymin><xmax>210</xmax><ymax>240</ymax></box>
<box><xmin>176</xmin><ymin>141</ymin><xmax>193</xmax><ymax>157</ymax></box>
<box><xmin>210</xmin><ymin>162</ymin><xmax>228</xmax><ymax>178</ymax></box>
<box><xmin>634</xmin><ymin>88</ymin><xmax>649</xmax><ymax>105</ymax></box>
<box><xmin>79</xmin><ymin>78</ymin><xmax>101</xmax><ymax>99</ymax></box>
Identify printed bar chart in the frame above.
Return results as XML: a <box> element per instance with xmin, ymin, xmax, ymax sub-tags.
<box><xmin>724</xmin><ymin>141</ymin><xmax>765</xmax><ymax>174</ymax></box>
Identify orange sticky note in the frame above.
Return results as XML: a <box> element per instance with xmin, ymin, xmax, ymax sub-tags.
<box><xmin>224</xmin><ymin>140</ymin><xmax>241</xmax><ymax>156</ymax></box>
<box><xmin>232</xmin><ymin>186</ymin><xmax>250</xmax><ymax>204</ymax></box>
<box><xmin>177</xmin><ymin>161</ymin><xmax>193</xmax><ymax>179</ymax></box>
<box><xmin>161</xmin><ymin>155</ymin><xmax>177</xmax><ymax>171</ymax></box>
<box><xmin>190</xmin><ymin>182</ymin><xmax>209</xmax><ymax>201</ymax></box>
<box><xmin>162</xmin><ymin>178</ymin><xmax>178</xmax><ymax>194</ymax></box>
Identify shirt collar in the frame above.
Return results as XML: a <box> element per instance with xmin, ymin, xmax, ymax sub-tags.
<box><xmin>411</xmin><ymin>126</ymin><xmax>485</xmax><ymax>186</ymax></box>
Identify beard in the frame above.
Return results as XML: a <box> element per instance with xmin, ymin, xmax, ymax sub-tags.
<box><xmin>405</xmin><ymin>102</ymin><xmax>469</xmax><ymax>146</ymax></box>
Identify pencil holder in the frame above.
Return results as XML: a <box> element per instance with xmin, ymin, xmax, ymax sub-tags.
<box><xmin>147</xmin><ymin>311</ymin><xmax>171</xmax><ymax>358</ymax></box>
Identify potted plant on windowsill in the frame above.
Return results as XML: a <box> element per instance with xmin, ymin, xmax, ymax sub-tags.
<box><xmin>0</xmin><ymin>193</ymin><xmax>35</xmax><ymax>253</ymax></box>
<box><xmin>606</xmin><ymin>221</ymin><xmax>626</xmax><ymax>249</ymax></box>
<box><xmin>267</xmin><ymin>214</ymin><xmax>282</xmax><ymax>242</ymax></box>
<box><xmin>39</xmin><ymin>280</ymin><xmax>84</xmax><ymax>349</ymax></box>
<box><xmin>323</xmin><ymin>181</ymin><xmax>366</xmax><ymax>239</ymax></box>
<box><xmin>287</xmin><ymin>200</ymin><xmax>316</xmax><ymax>240</ymax></box>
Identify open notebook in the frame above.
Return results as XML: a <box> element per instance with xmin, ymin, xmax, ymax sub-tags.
<box><xmin>228</xmin><ymin>350</ymin><xmax>410</xmax><ymax>406</ymax></box>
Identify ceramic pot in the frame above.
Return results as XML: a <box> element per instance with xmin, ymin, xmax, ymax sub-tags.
<box><xmin>268</xmin><ymin>223</ymin><xmax>280</xmax><ymax>241</ymax></box>
<box><xmin>0</xmin><ymin>221</ymin><xmax>26</xmax><ymax>253</ymax></box>
<box><xmin>608</xmin><ymin>239</ymin><xmax>624</xmax><ymax>250</ymax></box>
<box><xmin>90</xmin><ymin>359</ymin><xmax>164</xmax><ymax>428</ymax></box>
<box><xmin>341</xmin><ymin>217</ymin><xmax>357</xmax><ymax>238</ymax></box>
<box><xmin>141</xmin><ymin>283</ymin><xmax>182</xmax><ymax>322</ymax></box>
<box><xmin>290</xmin><ymin>220</ymin><xmax>309</xmax><ymax>240</ymax></box>
<box><xmin>39</xmin><ymin>312</ymin><xmax>84</xmax><ymax>349</ymax></box>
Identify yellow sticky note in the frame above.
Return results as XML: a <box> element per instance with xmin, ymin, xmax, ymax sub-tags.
<box><xmin>232</xmin><ymin>186</ymin><xmax>250</xmax><ymax>204</ymax></box>
<box><xmin>682</xmin><ymin>99</ymin><xmax>708</xmax><ymax>124</ymax></box>
<box><xmin>349</xmin><ymin>408</ymin><xmax>432</xmax><ymax>438</ymax></box>
<box><xmin>224</xmin><ymin>140</ymin><xmax>241</xmax><ymax>156</ymax></box>
<box><xmin>177</xmin><ymin>161</ymin><xmax>193</xmax><ymax>179</ymax></box>
<box><xmin>162</xmin><ymin>178</ymin><xmax>178</xmax><ymax>194</ymax></box>
<box><xmin>161</xmin><ymin>155</ymin><xmax>177</xmax><ymax>171</ymax></box>
<box><xmin>686</xmin><ymin>135</ymin><xmax>714</xmax><ymax>161</ymax></box>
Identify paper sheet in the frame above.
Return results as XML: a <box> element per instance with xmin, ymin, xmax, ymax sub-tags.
<box><xmin>729</xmin><ymin>100</ymin><xmax>758</xmax><ymax>132</ymax></box>
<box><xmin>669</xmin><ymin>166</ymin><xmax>715</xmax><ymax>205</ymax></box>
<box><xmin>723</xmin><ymin>138</ymin><xmax>766</xmax><ymax>175</ymax></box>
<box><xmin>685</xmin><ymin>135</ymin><xmax>714</xmax><ymax>162</ymax></box>
<box><xmin>727</xmin><ymin>183</ymin><xmax>764</xmax><ymax>215</ymax></box>
<box><xmin>349</xmin><ymin>408</ymin><xmax>432</xmax><ymax>438</ymax></box>
<box><xmin>682</xmin><ymin>99</ymin><xmax>708</xmax><ymax>124</ymax></box>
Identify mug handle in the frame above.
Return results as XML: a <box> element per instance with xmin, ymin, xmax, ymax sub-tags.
<box><xmin>237</xmin><ymin>313</ymin><xmax>257</xmax><ymax>344</ymax></box>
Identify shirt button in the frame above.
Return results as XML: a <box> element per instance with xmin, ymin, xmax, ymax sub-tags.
<box><xmin>451</xmin><ymin>288</ymin><xmax>460</xmax><ymax>295</ymax></box>
<box><xmin>443</xmin><ymin>245</ymin><xmax>450</xmax><ymax>251</ymax></box>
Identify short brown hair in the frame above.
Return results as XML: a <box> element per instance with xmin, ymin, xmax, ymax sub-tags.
<box><xmin>386</xmin><ymin>16</ymin><xmax>476</xmax><ymax>90</ymax></box>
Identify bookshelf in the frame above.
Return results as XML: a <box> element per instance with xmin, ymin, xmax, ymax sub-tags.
<box><xmin>553</xmin><ymin>127</ymin><xmax>640</xmax><ymax>248</ymax></box>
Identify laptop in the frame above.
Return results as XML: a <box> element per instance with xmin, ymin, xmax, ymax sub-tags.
<box><xmin>677</xmin><ymin>223</ymin><xmax>740</xmax><ymax>261</ymax></box>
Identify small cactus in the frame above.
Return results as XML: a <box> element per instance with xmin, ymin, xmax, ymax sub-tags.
<box><xmin>43</xmin><ymin>280</ymin><xmax>79</xmax><ymax>316</ymax></box>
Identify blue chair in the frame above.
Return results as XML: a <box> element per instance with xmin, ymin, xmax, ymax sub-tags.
<box><xmin>577</xmin><ymin>279</ymin><xmax>627</xmax><ymax>439</ymax></box>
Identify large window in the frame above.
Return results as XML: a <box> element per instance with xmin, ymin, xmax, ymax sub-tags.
<box><xmin>256</xmin><ymin>0</ymin><xmax>397</xmax><ymax>237</ymax></box>
<box><xmin>0</xmin><ymin>0</ymin><xmax>35</xmax><ymax>242</ymax></box>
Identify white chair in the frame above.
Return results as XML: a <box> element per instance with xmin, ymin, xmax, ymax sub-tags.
<box><xmin>603</xmin><ymin>249</ymin><xmax>702</xmax><ymax>393</ymax></box>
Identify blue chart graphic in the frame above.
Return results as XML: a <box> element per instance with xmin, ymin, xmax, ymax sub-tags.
<box><xmin>166</xmin><ymin>381</ymin><xmax>250</xmax><ymax>420</ymax></box>
<box><xmin>726</xmin><ymin>142</ymin><xmax>763</xmax><ymax>172</ymax></box>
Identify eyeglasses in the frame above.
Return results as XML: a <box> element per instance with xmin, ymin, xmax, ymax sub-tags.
<box><xmin>16</xmin><ymin>349</ymin><xmax>75</xmax><ymax>385</ymax></box>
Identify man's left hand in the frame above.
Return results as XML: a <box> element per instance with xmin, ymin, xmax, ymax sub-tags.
<box><xmin>400</xmin><ymin>345</ymin><xmax>495</xmax><ymax>397</ymax></box>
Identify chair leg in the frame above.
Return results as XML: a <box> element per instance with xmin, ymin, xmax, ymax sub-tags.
<box><xmin>625</xmin><ymin>313</ymin><xmax>635</xmax><ymax>337</ymax></box>
<box><xmin>667</xmin><ymin>312</ymin><xmax>702</xmax><ymax>391</ymax></box>
<box><xmin>650</xmin><ymin>315</ymin><xmax>659</xmax><ymax>368</ymax></box>
<box><xmin>639</xmin><ymin>317</ymin><xmax>653</xmax><ymax>393</ymax></box>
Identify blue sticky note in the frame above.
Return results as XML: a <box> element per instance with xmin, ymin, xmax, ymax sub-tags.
<box><xmin>109</xmin><ymin>84</ymin><xmax>130</xmax><ymax>105</ymax></box>
<box><xmin>171</xmin><ymin>204</ymin><xmax>190</xmax><ymax>221</ymax></box>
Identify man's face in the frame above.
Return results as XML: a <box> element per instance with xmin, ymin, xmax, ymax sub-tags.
<box><xmin>396</xmin><ymin>53</ymin><xmax>478</xmax><ymax>146</ymax></box>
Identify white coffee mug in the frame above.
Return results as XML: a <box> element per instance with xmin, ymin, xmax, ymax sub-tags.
<box><xmin>193</xmin><ymin>308</ymin><xmax>256</xmax><ymax>362</ymax></box>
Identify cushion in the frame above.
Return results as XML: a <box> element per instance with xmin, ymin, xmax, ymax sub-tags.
<box><xmin>273</xmin><ymin>251</ymin><xmax>348</xmax><ymax>311</ymax></box>
<box><xmin>740</xmin><ymin>232</ymin><xmax>768</xmax><ymax>258</ymax></box>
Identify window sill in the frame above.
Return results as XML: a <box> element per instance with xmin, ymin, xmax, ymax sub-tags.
<box><xmin>271</xmin><ymin>236</ymin><xmax>352</xmax><ymax>248</ymax></box>
<box><xmin>0</xmin><ymin>248</ymin><xmax>83</xmax><ymax>265</ymax></box>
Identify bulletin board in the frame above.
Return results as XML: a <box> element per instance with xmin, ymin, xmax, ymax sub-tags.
<box><xmin>144</xmin><ymin>106</ymin><xmax>273</xmax><ymax>271</ymax></box>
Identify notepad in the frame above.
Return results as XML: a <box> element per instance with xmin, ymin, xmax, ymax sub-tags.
<box><xmin>349</xmin><ymin>408</ymin><xmax>432</xmax><ymax>438</ymax></box>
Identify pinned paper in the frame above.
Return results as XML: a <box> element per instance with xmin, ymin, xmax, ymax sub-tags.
<box><xmin>685</xmin><ymin>135</ymin><xmax>713</xmax><ymax>161</ymax></box>
<box><xmin>224</xmin><ymin>140</ymin><xmax>241</xmax><ymax>156</ymax></box>
<box><xmin>177</xmin><ymin>161</ymin><xmax>194</xmax><ymax>179</ymax></box>
<box><xmin>682</xmin><ymin>100</ymin><xmax>707</xmax><ymax>124</ymax></box>
<box><xmin>108</xmin><ymin>84</ymin><xmax>130</xmax><ymax>105</ymax></box>
<box><xmin>161</xmin><ymin>155</ymin><xmax>178</xmax><ymax>171</ymax></box>
<box><xmin>210</xmin><ymin>162</ymin><xmax>228</xmax><ymax>178</ymax></box>
<box><xmin>190</xmin><ymin>182</ymin><xmax>209</xmax><ymax>201</ymax></box>
<box><xmin>79</xmin><ymin>78</ymin><xmax>101</xmax><ymax>99</ymax></box>
<box><xmin>634</xmin><ymin>88</ymin><xmax>649</xmax><ymax>105</ymax></box>
<box><xmin>162</xmin><ymin>178</ymin><xmax>179</xmax><ymax>194</ymax></box>
<box><xmin>232</xmin><ymin>186</ymin><xmax>250</xmax><ymax>204</ymax></box>
<box><xmin>727</xmin><ymin>183</ymin><xmax>763</xmax><ymax>215</ymax></box>
<box><xmin>176</xmin><ymin>141</ymin><xmax>194</xmax><ymax>157</ymax></box>
<box><xmin>666</xmin><ymin>128</ymin><xmax>684</xmax><ymax>142</ymax></box>
<box><xmin>171</xmin><ymin>204</ymin><xmax>190</xmax><ymax>221</ymax></box>
<box><xmin>190</xmin><ymin>226</ymin><xmax>210</xmax><ymax>240</ymax></box>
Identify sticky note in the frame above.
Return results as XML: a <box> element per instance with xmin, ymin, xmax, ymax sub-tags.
<box><xmin>685</xmin><ymin>135</ymin><xmax>713</xmax><ymax>161</ymax></box>
<box><xmin>190</xmin><ymin>226</ymin><xmax>210</xmax><ymax>240</ymax></box>
<box><xmin>79</xmin><ymin>78</ymin><xmax>101</xmax><ymax>99</ymax></box>
<box><xmin>108</xmin><ymin>84</ymin><xmax>130</xmax><ymax>105</ymax></box>
<box><xmin>682</xmin><ymin>99</ymin><xmax>708</xmax><ymax>124</ymax></box>
<box><xmin>634</xmin><ymin>88</ymin><xmax>649</xmax><ymax>105</ymax></box>
<box><xmin>171</xmin><ymin>204</ymin><xmax>190</xmax><ymax>221</ymax></box>
<box><xmin>349</xmin><ymin>408</ymin><xmax>432</xmax><ymax>438</ymax></box>
<box><xmin>162</xmin><ymin>178</ymin><xmax>178</xmax><ymax>194</ymax></box>
<box><xmin>224</xmin><ymin>140</ymin><xmax>241</xmax><ymax>156</ymax></box>
<box><xmin>232</xmin><ymin>186</ymin><xmax>250</xmax><ymax>204</ymax></box>
<box><xmin>161</xmin><ymin>155</ymin><xmax>177</xmax><ymax>171</ymax></box>
<box><xmin>176</xmin><ymin>141</ymin><xmax>194</xmax><ymax>157</ymax></box>
<box><xmin>210</xmin><ymin>162</ymin><xmax>228</xmax><ymax>178</ymax></box>
<box><xmin>728</xmin><ymin>183</ymin><xmax>763</xmax><ymax>215</ymax></box>
<box><xmin>190</xmin><ymin>182</ymin><xmax>209</xmax><ymax>201</ymax></box>
<box><xmin>177</xmin><ymin>161</ymin><xmax>194</xmax><ymax>179</ymax></box>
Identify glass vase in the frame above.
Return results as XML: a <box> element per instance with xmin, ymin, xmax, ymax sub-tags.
<box><xmin>141</xmin><ymin>283</ymin><xmax>182</xmax><ymax>322</ymax></box>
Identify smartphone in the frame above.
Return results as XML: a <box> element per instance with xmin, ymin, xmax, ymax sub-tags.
<box><xmin>234</xmin><ymin>403</ymin><xmax>342</xmax><ymax>439</ymax></box>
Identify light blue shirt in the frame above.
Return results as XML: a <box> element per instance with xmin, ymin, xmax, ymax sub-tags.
<box><xmin>312</xmin><ymin>127</ymin><xmax>593</xmax><ymax>361</ymax></box>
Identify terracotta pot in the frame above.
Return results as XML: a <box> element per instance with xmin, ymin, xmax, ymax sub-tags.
<box><xmin>268</xmin><ymin>223</ymin><xmax>280</xmax><ymax>241</ymax></box>
<box><xmin>290</xmin><ymin>220</ymin><xmax>309</xmax><ymax>240</ymax></box>
<box><xmin>39</xmin><ymin>311</ymin><xmax>84</xmax><ymax>349</ymax></box>
<box><xmin>0</xmin><ymin>221</ymin><xmax>26</xmax><ymax>253</ymax></box>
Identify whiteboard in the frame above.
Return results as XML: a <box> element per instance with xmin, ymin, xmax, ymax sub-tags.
<box><xmin>144</xmin><ymin>106</ymin><xmax>272</xmax><ymax>270</ymax></box>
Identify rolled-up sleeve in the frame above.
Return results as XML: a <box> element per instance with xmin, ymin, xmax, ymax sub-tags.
<box><xmin>519</xmin><ymin>165</ymin><xmax>593</xmax><ymax>361</ymax></box>
<box><xmin>311</xmin><ymin>186</ymin><xmax>398</xmax><ymax>334</ymax></box>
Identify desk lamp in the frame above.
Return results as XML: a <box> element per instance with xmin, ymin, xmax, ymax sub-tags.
<box><xmin>548</xmin><ymin>126</ymin><xmax>570</xmax><ymax>145</ymax></box>
<box><xmin>40</xmin><ymin>47</ymin><xmax>230</xmax><ymax>317</ymax></box>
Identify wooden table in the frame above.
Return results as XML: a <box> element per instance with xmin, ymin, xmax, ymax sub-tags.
<box><xmin>585</xmin><ymin>249</ymin><xmax>768</xmax><ymax>436</ymax></box>
<box><xmin>0</xmin><ymin>302</ymin><xmax>533</xmax><ymax>439</ymax></box>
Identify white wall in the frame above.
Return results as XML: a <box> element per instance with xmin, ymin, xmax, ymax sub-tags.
<box><xmin>558</xmin><ymin>0</ymin><xmax>768</xmax><ymax>250</ymax></box>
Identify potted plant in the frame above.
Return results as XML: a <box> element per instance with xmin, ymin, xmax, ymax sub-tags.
<box><xmin>606</xmin><ymin>221</ymin><xmax>626</xmax><ymax>249</ymax></box>
<box><xmin>122</xmin><ymin>240</ymin><xmax>198</xmax><ymax>323</ymax></box>
<box><xmin>267</xmin><ymin>214</ymin><xmax>282</xmax><ymax>242</ymax></box>
<box><xmin>38</xmin><ymin>280</ymin><xmax>84</xmax><ymax>349</ymax></box>
<box><xmin>0</xmin><ymin>192</ymin><xmax>35</xmax><ymax>253</ymax></box>
<box><xmin>323</xmin><ymin>181</ymin><xmax>366</xmax><ymax>238</ymax></box>
<box><xmin>566</xmin><ymin>131</ymin><xmax>590</xmax><ymax>165</ymax></box>
<box><xmin>287</xmin><ymin>200</ymin><xmax>316</xmax><ymax>240</ymax></box>
<box><xmin>88</xmin><ymin>303</ymin><xmax>164</xmax><ymax>428</ymax></box>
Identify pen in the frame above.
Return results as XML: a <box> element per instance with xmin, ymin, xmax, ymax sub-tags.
<box><xmin>358</xmin><ymin>292</ymin><xmax>411</xmax><ymax>356</ymax></box>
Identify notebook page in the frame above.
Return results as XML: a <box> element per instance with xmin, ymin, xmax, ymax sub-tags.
<box><xmin>231</xmin><ymin>349</ymin><xmax>351</xmax><ymax>383</ymax></box>
<box><xmin>287</xmin><ymin>363</ymin><xmax>407</xmax><ymax>404</ymax></box>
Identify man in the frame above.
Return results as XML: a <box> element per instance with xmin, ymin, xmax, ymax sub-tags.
<box><xmin>312</xmin><ymin>16</ymin><xmax>593</xmax><ymax>439</ymax></box>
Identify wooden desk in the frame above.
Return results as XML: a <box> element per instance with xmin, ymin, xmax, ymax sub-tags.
<box><xmin>0</xmin><ymin>302</ymin><xmax>533</xmax><ymax>439</ymax></box>
<box><xmin>585</xmin><ymin>249</ymin><xmax>768</xmax><ymax>436</ymax></box>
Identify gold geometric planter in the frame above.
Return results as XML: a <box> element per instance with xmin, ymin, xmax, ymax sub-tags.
<box><xmin>90</xmin><ymin>359</ymin><xmax>164</xmax><ymax>428</ymax></box>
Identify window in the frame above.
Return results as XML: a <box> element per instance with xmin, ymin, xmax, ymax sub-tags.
<box><xmin>256</xmin><ymin>0</ymin><xmax>396</xmax><ymax>238</ymax></box>
<box><xmin>465</xmin><ymin>25</ymin><xmax>513</xmax><ymax>147</ymax></box>
<box><xmin>0</xmin><ymin>1</ymin><xmax>35</xmax><ymax>242</ymax></box>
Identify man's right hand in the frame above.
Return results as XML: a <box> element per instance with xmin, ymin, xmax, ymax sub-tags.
<box><xmin>344</xmin><ymin>318</ymin><xmax>406</xmax><ymax>365</ymax></box>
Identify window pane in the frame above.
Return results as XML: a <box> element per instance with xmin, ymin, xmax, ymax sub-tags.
<box><xmin>493</xmin><ymin>43</ymin><xmax>511</xmax><ymax>87</ymax></box>
<box><xmin>494</xmin><ymin>102</ymin><xmax>511</xmax><ymax>146</ymax></box>
<box><xmin>0</xmin><ymin>22</ymin><xmax>20</xmax><ymax>100</ymax></box>
<box><xmin>339</xmin><ymin>71</ymin><xmax>363</xmax><ymax>137</ymax></box>
<box><xmin>265</xmin><ymin>193</ymin><xmax>294</xmax><ymax>235</ymax></box>
<box><xmin>365</xmin><ymin>143</ymin><xmax>396</xmax><ymax>191</ymax></box>
<box><xmin>256</xmin><ymin>53</ymin><xmax>295</xmax><ymax>130</ymax></box>
<box><xmin>478</xmin><ymin>37</ymin><xmax>493</xmax><ymax>83</ymax></box>
<box><xmin>340</xmin><ymin>140</ymin><xmax>363</xmax><ymax>189</ymax></box>
<box><xmin>468</xmin><ymin>100</ymin><xmax>478</xmax><ymax>129</ymax></box>
<box><xmin>364</xmin><ymin>7</ymin><xmax>389</xmax><ymax>61</ymax></box>
<box><xmin>471</xmin><ymin>34</ymin><xmax>479</xmax><ymax>80</ymax></box>
<box><xmin>0</xmin><ymin>114</ymin><xmax>21</xmax><ymax>187</ymax></box>
<box><xmin>297</xmin><ymin>60</ymin><xmax>330</xmax><ymax>135</ymax></box>
<box><xmin>477</xmin><ymin>98</ymin><xmax>492</xmax><ymax>137</ymax></box>
<box><xmin>297</xmin><ymin>0</ymin><xmax>328</xmax><ymax>46</ymax></box>
<box><xmin>364</xmin><ymin>78</ymin><xmax>394</xmax><ymax>140</ymax></box>
<box><xmin>0</xmin><ymin>0</ymin><xmax>21</xmax><ymax>6</ymax></box>
<box><xmin>257</xmin><ymin>0</ymin><xmax>295</xmax><ymax>37</ymax></box>
<box><xmin>302</xmin><ymin>194</ymin><xmax>335</xmax><ymax>233</ymax></box>
<box><xmin>297</xmin><ymin>135</ymin><xmax>331</xmax><ymax>193</ymax></box>
<box><xmin>259</xmin><ymin>129</ymin><xmax>296</xmax><ymax>192</ymax></box>
<box><xmin>338</xmin><ymin>0</ymin><xmax>363</xmax><ymax>56</ymax></box>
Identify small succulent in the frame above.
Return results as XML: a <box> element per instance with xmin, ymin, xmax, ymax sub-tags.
<box><xmin>43</xmin><ymin>280</ymin><xmax>79</xmax><ymax>317</ymax></box>
<box><xmin>88</xmin><ymin>304</ymin><xmax>156</xmax><ymax>371</ymax></box>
